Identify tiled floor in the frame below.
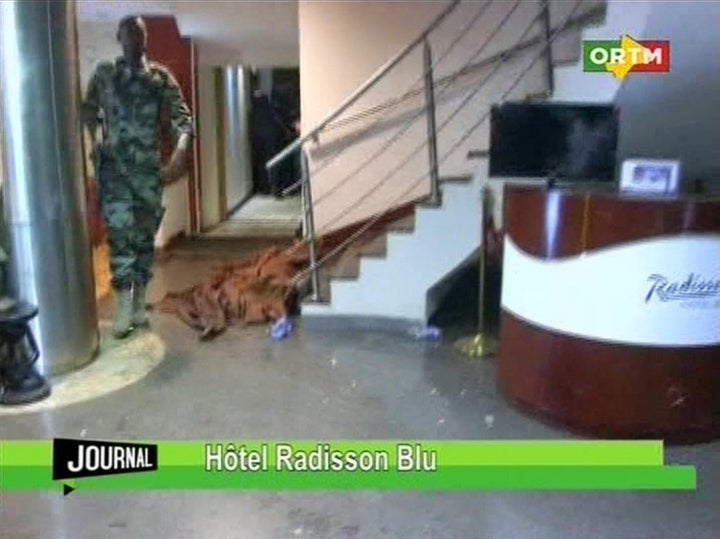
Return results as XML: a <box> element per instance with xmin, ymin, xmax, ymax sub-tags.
<box><xmin>1</xmin><ymin>243</ymin><xmax>718</xmax><ymax>539</ymax></box>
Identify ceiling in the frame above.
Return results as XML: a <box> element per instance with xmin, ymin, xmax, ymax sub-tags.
<box><xmin>76</xmin><ymin>1</ymin><xmax>176</xmax><ymax>21</ymax></box>
<box><xmin>76</xmin><ymin>0</ymin><xmax>299</xmax><ymax>66</ymax></box>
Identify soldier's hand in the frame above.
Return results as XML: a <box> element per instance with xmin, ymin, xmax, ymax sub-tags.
<box><xmin>81</xmin><ymin>103</ymin><xmax>98</xmax><ymax>128</ymax></box>
<box><xmin>161</xmin><ymin>156</ymin><xmax>185</xmax><ymax>185</ymax></box>
<box><xmin>161</xmin><ymin>137</ymin><xmax>190</xmax><ymax>186</ymax></box>
<box><xmin>160</xmin><ymin>166</ymin><xmax>179</xmax><ymax>186</ymax></box>
<box><xmin>89</xmin><ymin>146</ymin><xmax>100</xmax><ymax>168</ymax></box>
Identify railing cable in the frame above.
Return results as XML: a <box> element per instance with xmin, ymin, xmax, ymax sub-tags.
<box><xmin>292</xmin><ymin>0</ymin><xmax>583</xmax><ymax>285</ymax></box>
<box><xmin>281</xmin><ymin>0</ymin><xmax>494</xmax><ymax>197</ymax></box>
<box><xmin>306</xmin><ymin>0</ymin><xmax>517</xmax><ymax>210</ymax></box>
<box><xmin>316</xmin><ymin>0</ymin><xmax>539</xmax><ymax>232</ymax></box>
<box><xmin>282</xmin><ymin>0</ymin><xmax>527</xmax><ymax>260</ymax></box>
<box><xmin>266</xmin><ymin>0</ymin><xmax>462</xmax><ymax>172</ymax></box>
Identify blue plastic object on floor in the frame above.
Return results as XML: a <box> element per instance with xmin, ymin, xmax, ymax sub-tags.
<box><xmin>270</xmin><ymin>318</ymin><xmax>293</xmax><ymax>341</ymax></box>
<box><xmin>409</xmin><ymin>325</ymin><xmax>442</xmax><ymax>341</ymax></box>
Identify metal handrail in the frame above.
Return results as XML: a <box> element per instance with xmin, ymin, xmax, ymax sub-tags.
<box><xmin>265</xmin><ymin>0</ymin><xmax>461</xmax><ymax>172</ymax></box>
<box><xmin>315</xmin><ymin>3</ymin><xmax>604</xmax><ymax>136</ymax></box>
<box><xmin>315</xmin><ymin>0</ymin><xmax>543</xmax><ymax>234</ymax></box>
<box><xmin>292</xmin><ymin>0</ymin><xmax>584</xmax><ymax>287</ymax></box>
<box><xmin>280</xmin><ymin>0</ymin><xmax>586</xmax><ymax>304</ymax></box>
<box><xmin>303</xmin><ymin>0</ymin><xmax>506</xmax><ymax>212</ymax></box>
<box><xmin>279</xmin><ymin>0</ymin><xmax>516</xmax><ymax>263</ymax></box>
<box><xmin>279</xmin><ymin>0</ymin><xmax>494</xmax><ymax>198</ymax></box>
<box><xmin>540</xmin><ymin>0</ymin><xmax>554</xmax><ymax>94</ymax></box>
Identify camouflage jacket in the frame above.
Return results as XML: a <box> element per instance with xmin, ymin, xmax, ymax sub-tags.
<box><xmin>84</xmin><ymin>56</ymin><xmax>193</xmax><ymax>170</ymax></box>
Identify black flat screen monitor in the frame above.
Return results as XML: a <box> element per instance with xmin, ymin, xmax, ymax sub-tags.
<box><xmin>489</xmin><ymin>103</ymin><xmax>619</xmax><ymax>181</ymax></box>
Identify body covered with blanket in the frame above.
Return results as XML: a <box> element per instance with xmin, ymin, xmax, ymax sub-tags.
<box><xmin>151</xmin><ymin>243</ymin><xmax>313</xmax><ymax>339</ymax></box>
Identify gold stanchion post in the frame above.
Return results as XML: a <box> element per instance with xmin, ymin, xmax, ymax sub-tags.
<box><xmin>455</xmin><ymin>184</ymin><xmax>498</xmax><ymax>358</ymax></box>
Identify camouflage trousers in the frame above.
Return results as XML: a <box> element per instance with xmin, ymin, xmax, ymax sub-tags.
<box><xmin>97</xmin><ymin>162</ymin><xmax>164</xmax><ymax>290</ymax></box>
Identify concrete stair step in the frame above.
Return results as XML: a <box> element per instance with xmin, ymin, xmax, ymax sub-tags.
<box><xmin>305</xmin><ymin>209</ymin><xmax>419</xmax><ymax>303</ymax></box>
<box><xmin>441</xmin><ymin>175</ymin><xmax>473</xmax><ymax>184</ymax></box>
<box><xmin>297</xmin><ymin>0</ymin><xmax>611</xmax><ymax>317</ymax></box>
<box><xmin>357</xmin><ymin>234</ymin><xmax>387</xmax><ymax>257</ymax></box>
<box><xmin>328</xmin><ymin>249</ymin><xmax>360</xmax><ymax>279</ymax></box>
<box><xmin>318</xmin><ymin>272</ymin><xmax>331</xmax><ymax>303</ymax></box>
<box><xmin>387</xmin><ymin>214</ymin><xmax>415</xmax><ymax>233</ymax></box>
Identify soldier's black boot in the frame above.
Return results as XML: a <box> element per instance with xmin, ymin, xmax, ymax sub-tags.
<box><xmin>132</xmin><ymin>283</ymin><xmax>150</xmax><ymax>328</ymax></box>
<box><xmin>112</xmin><ymin>287</ymin><xmax>134</xmax><ymax>338</ymax></box>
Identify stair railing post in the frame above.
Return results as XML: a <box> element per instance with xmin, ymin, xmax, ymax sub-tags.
<box><xmin>300</xmin><ymin>166</ymin><xmax>308</xmax><ymax>238</ymax></box>
<box><xmin>301</xmin><ymin>147</ymin><xmax>320</xmax><ymax>302</ymax></box>
<box><xmin>423</xmin><ymin>40</ymin><xmax>441</xmax><ymax>206</ymax></box>
<box><xmin>541</xmin><ymin>0</ymin><xmax>554</xmax><ymax>94</ymax></box>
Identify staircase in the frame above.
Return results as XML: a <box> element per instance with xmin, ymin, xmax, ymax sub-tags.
<box><xmin>268</xmin><ymin>0</ymin><xmax>617</xmax><ymax>324</ymax></box>
<box><xmin>306</xmin><ymin>175</ymin><xmax>484</xmax><ymax>320</ymax></box>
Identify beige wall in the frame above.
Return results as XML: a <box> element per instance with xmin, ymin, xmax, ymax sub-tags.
<box><xmin>298</xmin><ymin>0</ymin><xmax>549</xmax><ymax>233</ymax></box>
<box><xmin>178</xmin><ymin>1</ymin><xmax>298</xmax><ymax>68</ymax></box>
<box><xmin>197</xmin><ymin>63</ymin><xmax>222</xmax><ymax>230</ymax></box>
<box><xmin>77</xmin><ymin>20</ymin><xmax>189</xmax><ymax>248</ymax></box>
<box><xmin>196</xmin><ymin>40</ymin><xmax>298</xmax><ymax>68</ymax></box>
<box><xmin>299</xmin><ymin>2</ymin><xmax>443</xmax><ymax>130</ymax></box>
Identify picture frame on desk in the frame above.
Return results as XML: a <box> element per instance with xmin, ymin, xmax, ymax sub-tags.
<box><xmin>620</xmin><ymin>159</ymin><xmax>682</xmax><ymax>195</ymax></box>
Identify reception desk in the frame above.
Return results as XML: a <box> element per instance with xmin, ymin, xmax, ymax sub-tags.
<box><xmin>498</xmin><ymin>184</ymin><xmax>720</xmax><ymax>442</ymax></box>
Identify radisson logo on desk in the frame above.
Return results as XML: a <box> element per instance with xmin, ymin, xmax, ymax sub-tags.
<box><xmin>645</xmin><ymin>273</ymin><xmax>720</xmax><ymax>307</ymax></box>
<box><xmin>52</xmin><ymin>438</ymin><xmax>158</xmax><ymax>482</ymax></box>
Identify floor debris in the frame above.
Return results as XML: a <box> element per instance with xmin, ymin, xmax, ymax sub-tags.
<box><xmin>409</xmin><ymin>325</ymin><xmax>442</xmax><ymax>341</ymax></box>
<box><xmin>270</xmin><ymin>317</ymin><xmax>293</xmax><ymax>341</ymax></box>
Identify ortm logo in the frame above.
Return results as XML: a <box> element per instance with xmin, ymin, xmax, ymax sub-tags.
<box><xmin>583</xmin><ymin>35</ymin><xmax>670</xmax><ymax>80</ymax></box>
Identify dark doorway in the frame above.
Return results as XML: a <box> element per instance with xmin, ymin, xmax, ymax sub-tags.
<box><xmin>249</xmin><ymin>67</ymin><xmax>300</xmax><ymax>198</ymax></box>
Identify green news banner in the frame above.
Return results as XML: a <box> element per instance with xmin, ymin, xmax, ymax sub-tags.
<box><xmin>0</xmin><ymin>439</ymin><xmax>695</xmax><ymax>494</ymax></box>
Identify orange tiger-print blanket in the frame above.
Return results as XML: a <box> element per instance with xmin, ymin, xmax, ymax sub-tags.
<box><xmin>150</xmin><ymin>242</ymin><xmax>320</xmax><ymax>340</ymax></box>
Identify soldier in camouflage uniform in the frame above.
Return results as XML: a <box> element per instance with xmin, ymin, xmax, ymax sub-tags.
<box><xmin>82</xmin><ymin>16</ymin><xmax>193</xmax><ymax>338</ymax></box>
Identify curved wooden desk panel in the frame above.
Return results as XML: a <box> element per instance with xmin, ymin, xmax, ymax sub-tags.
<box><xmin>504</xmin><ymin>186</ymin><xmax>720</xmax><ymax>258</ymax></box>
<box><xmin>498</xmin><ymin>184</ymin><xmax>720</xmax><ymax>443</ymax></box>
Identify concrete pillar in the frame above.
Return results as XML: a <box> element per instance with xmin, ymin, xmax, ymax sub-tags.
<box><xmin>0</xmin><ymin>0</ymin><xmax>99</xmax><ymax>375</ymax></box>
